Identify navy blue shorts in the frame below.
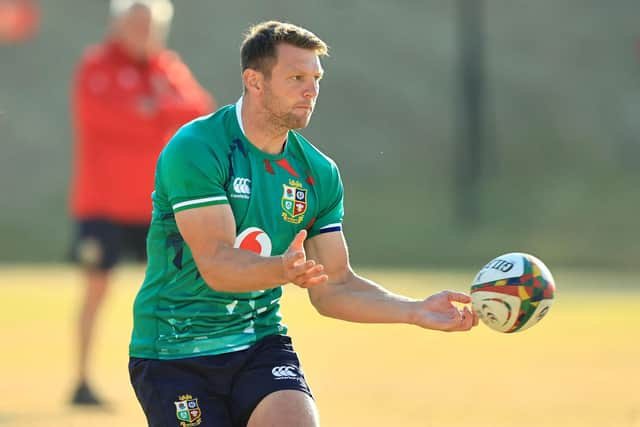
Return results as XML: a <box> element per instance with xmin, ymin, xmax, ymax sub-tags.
<box><xmin>70</xmin><ymin>219</ymin><xmax>148</xmax><ymax>271</ymax></box>
<box><xmin>129</xmin><ymin>335</ymin><xmax>313</xmax><ymax>427</ymax></box>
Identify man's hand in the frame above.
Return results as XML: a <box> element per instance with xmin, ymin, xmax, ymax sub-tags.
<box><xmin>282</xmin><ymin>230</ymin><xmax>328</xmax><ymax>288</ymax></box>
<box><xmin>410</xmin><ymin>290</ymin><xmax>479</xmax><ymax>332</ymax></box>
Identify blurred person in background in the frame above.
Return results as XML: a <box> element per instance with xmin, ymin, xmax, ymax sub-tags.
<box><xmin>128</xmin><ymin>21</ymin><xmax>477</xmax><ymax>427</ymax></box>
<box><xmin>69</xmin><ymin>0</ymin><xmax>215</xmax><ymax>405</ymax></box>
<box><xmin>0</xmin><ymin>0</ymin><xmax>40</xmax><ymax>44</ymax></box>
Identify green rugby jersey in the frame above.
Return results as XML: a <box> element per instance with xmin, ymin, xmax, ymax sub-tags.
<box><xmin>129</xmin><ymin>99</ymin><xmax>344</xmax><ymax>359</ymax></box>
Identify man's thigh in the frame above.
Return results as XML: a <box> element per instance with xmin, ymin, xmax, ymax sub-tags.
<box><xmin>229</xmin><ymin>335</ymin><xmax>315</xmax><ymax>427</ymax></box>
<box><xmin>247</xmin><ymin>390</ymin><xmax>318</xmax><ymax>427</ymax></box>
<box><xmin>129</xmin><ymin>357</ymin><xmax>233</xmax><ymax>427</ymax></box>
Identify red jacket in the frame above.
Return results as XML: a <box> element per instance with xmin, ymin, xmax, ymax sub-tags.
<box><xmin>69</xmin><ymin>39</ymin><xmax>214</xmax><ymax>223</ymax></box>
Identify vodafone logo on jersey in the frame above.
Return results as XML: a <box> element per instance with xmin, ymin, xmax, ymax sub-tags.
<box><xmin>234</xmin><ymin>227</ymin><xmax>272</xmax><ymax>256</ymax></box>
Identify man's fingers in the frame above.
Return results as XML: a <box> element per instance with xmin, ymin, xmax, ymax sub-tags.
<box><xmin>293</xmin><ymin>264</ymin><xmax>326</xmax><ymax>288</ymax></box>
<box><xmin>442</xmin><ymin>307</ymin><xmax>473</xmax><ymax>332</ymax></box>
<box><xmin>288</xmin><ymin>229</ymin><xmax>307</xmax><ymax>252</ymax></box>
<box><xmin>463</xmin><ymin>306</ymin><xmax>479</xmax><ymax>328</ymax></box>
<box><xmin>306</xmin><ymin>274</ymin><xmax>329</xmax><ymax>287</ymax></box>
<box><xmin>297</xmin><ymin>273</ymin><xmax>329</xmax><ymax>288</ymax></box>
<box><xmin>290</xmin><ymin>259</ymin><xmax>316</xmax><ymax>275</ymax></box>
<box><xmin>289</xmin><ymin>251</ymin><xmax>306</xmax><ymax>268</ymax></box>
<box><xmin>283</xmin><ymin>230</ymin><xmax>324</xmax><ymax>288</ymax></box>
<box><xmin>453</xmin><ymin>306</ymin><xmax>474</xmax><ymax>331</ymax></box>
<box><xmin>445</xmin><ymin>290</ymin><xmax>471</xmax><ymax>304</ymax></box>
<box><xmin>296</xmin><ymin>263</ymin><xmax>324</xmax><ymax>281</ymax></box>
<box><xmin>463</xmin><ymin>306</ymin><xmax>474</xmax><ymax>329</ymax></box>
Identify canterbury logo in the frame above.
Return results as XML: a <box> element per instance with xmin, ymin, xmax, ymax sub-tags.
<box><xmin>232</xmin><ymin>177</ymin><xmax>251</xmax><ymax>195</ymax></box>
<box><xmin>271</xmin><ymin>366</ymin><xmax>298</xmax><ymax>379</ymax></box>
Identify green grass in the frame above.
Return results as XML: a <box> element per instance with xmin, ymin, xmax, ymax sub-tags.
<box><xmin>0</xmin><ymin>265</ymin><xmax>639</xmax><ymax>427</ymax></box>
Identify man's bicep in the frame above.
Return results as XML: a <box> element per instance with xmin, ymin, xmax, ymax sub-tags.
<box><xmin>305</xmin><ymin>231</ymin><xmax>350</xmax><ymax>283</ymax></box>
<box><xmin>305</xmin><ymin>231</ymin><xmax>352</xmax><ymax>308</ymax></box>
<box><xmin>175</xmin><ymin>204</ymin><xmax>236</xmax><ymax>260</ymax></box>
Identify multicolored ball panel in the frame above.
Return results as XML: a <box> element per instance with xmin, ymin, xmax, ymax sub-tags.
<box><xmin>470</xmin><ymin>253</ymin><xmax>555</xmax><ymax>333</ymax></box>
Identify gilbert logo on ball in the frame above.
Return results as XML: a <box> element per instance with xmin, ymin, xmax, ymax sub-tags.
<box><xmin>470</xmin><ymin>253</ymin><xmax>555</xmax><ymax>333</ymax></box>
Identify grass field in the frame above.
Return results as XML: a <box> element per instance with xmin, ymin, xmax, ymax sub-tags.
<box><xmin>1</xmin><ymin>265</ymin><xmax>639</xmax><ymax>427</ymax></box>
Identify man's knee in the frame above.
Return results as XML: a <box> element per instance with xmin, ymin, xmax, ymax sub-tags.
<box><xmin>247</xmin><ymin>390</ymin><xmax>319</xmax><ymax>427</ymax></box>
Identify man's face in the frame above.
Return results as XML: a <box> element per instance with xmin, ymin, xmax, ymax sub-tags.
<box><xmin>260</xmin><ymin>43</ymin><xmax>324</xmax><ymax>130</ymax></box>
<box><xmin>118</xmin><ymin>5</ymin><xmax>164</xmax><ymax>59</ymax></box>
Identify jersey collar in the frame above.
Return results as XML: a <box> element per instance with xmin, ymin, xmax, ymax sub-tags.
<box><xmin>235</xmin><ymin>96</ymin><xmax>246</xmax><ymax>135</ymax></box>
<box><xmin>233</xmin><ymin>96</ymin><xmax>293</xmax><ymax>160</ymax></box>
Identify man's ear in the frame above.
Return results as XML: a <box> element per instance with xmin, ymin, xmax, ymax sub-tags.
<box><xmin>242</xmin><ymin>69</ymin><xmax>263</xmax><ymax>94</ymax></box>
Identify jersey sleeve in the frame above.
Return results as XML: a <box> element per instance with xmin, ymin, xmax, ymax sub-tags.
<box><xmin>158</xmin><ymin>123</ymin><xmax>229</xmax><ymax>213</ymax></box>
<box><xmin>308</xmin><ymin>161</ymin><xmax>344</xmax><ymax>238</ymax></box>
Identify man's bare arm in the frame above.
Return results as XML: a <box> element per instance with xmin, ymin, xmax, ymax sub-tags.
<box><xmin>175</xmin><ymin>205</ymin><xmax>327</xmax><ymax>292</ymax></box>
<box><xmin>305</xmin><ymin>232</ymin><xmax>477</xmax><ymax>331</ymax></box>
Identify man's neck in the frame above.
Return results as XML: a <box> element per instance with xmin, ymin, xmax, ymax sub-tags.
<box><xmin>239</xmin><ymin>96</ymin><xmax>288</xmax><ymax>155</ymax></box>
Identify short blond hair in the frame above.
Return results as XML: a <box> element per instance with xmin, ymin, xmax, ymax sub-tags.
<box><xmin>241</xmin><ymin>21</ymin><xmax>328</xmax><ymax>77</ymax></box>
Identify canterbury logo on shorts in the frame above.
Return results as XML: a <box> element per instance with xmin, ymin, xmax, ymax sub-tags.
<box><xmin>271</xmin><ymin>365</ymin><xmax>298</xmax><ymax>379</ymax></box>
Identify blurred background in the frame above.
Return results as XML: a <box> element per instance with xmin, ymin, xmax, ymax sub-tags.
<box><xmin>2</xmin><ymin>2</ymin><xmax>640</xmax><ymax>427</ymax></box>
<box><xmin>2</xmin><ymin>0</ymin><xmax>640</xmax><ymax>270</ymax></box>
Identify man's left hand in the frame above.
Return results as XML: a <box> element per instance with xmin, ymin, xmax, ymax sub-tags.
<box><xmin>410</xmin><ymin>290</ymin><xmax>479</xmax><ymax>332</ymax></box>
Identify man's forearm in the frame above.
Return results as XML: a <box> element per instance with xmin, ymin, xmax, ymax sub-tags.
<box><xmin>196</xmin><ymin>246</ymin><xmax>285</xmax><ymax>293</ymax></box>
<box><xmin>311</xmin><ymin>274</ymin><xmax>419</xmax><ymax>324</ymax></box>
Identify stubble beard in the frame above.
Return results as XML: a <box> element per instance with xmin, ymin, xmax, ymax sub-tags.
<box><xmin>262</xmin><ymin>86</ymin><xmax>312</xmax><ymax>131</ymax></box>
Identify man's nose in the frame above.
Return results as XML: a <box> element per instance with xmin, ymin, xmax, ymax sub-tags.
<box><xmin>303</xmin><ymin>80</ymin><xmax>319</xmax><ymax>99</ymax></box>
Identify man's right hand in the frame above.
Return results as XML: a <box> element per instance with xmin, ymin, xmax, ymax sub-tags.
<box><xmin>176</xmin><ymin>205</ymin><xmax>326</xmax><ymax>293</ymax></box>
<box><xmin>282</xmin><ymin>230</ymin><xmax>328</xmax><ymax>288</ymax></box>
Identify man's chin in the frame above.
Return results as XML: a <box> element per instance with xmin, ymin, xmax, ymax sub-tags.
<box><xmin>289</xmin><ymin>114</ymin><xmax>312</xmax><ymax>130</ymax></box>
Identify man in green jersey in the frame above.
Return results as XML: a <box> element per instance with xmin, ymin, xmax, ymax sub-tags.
<box><xmin>129</xmin><ymin>20</ymin><xmax>478</xmax><ymax>427</ymax></box>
